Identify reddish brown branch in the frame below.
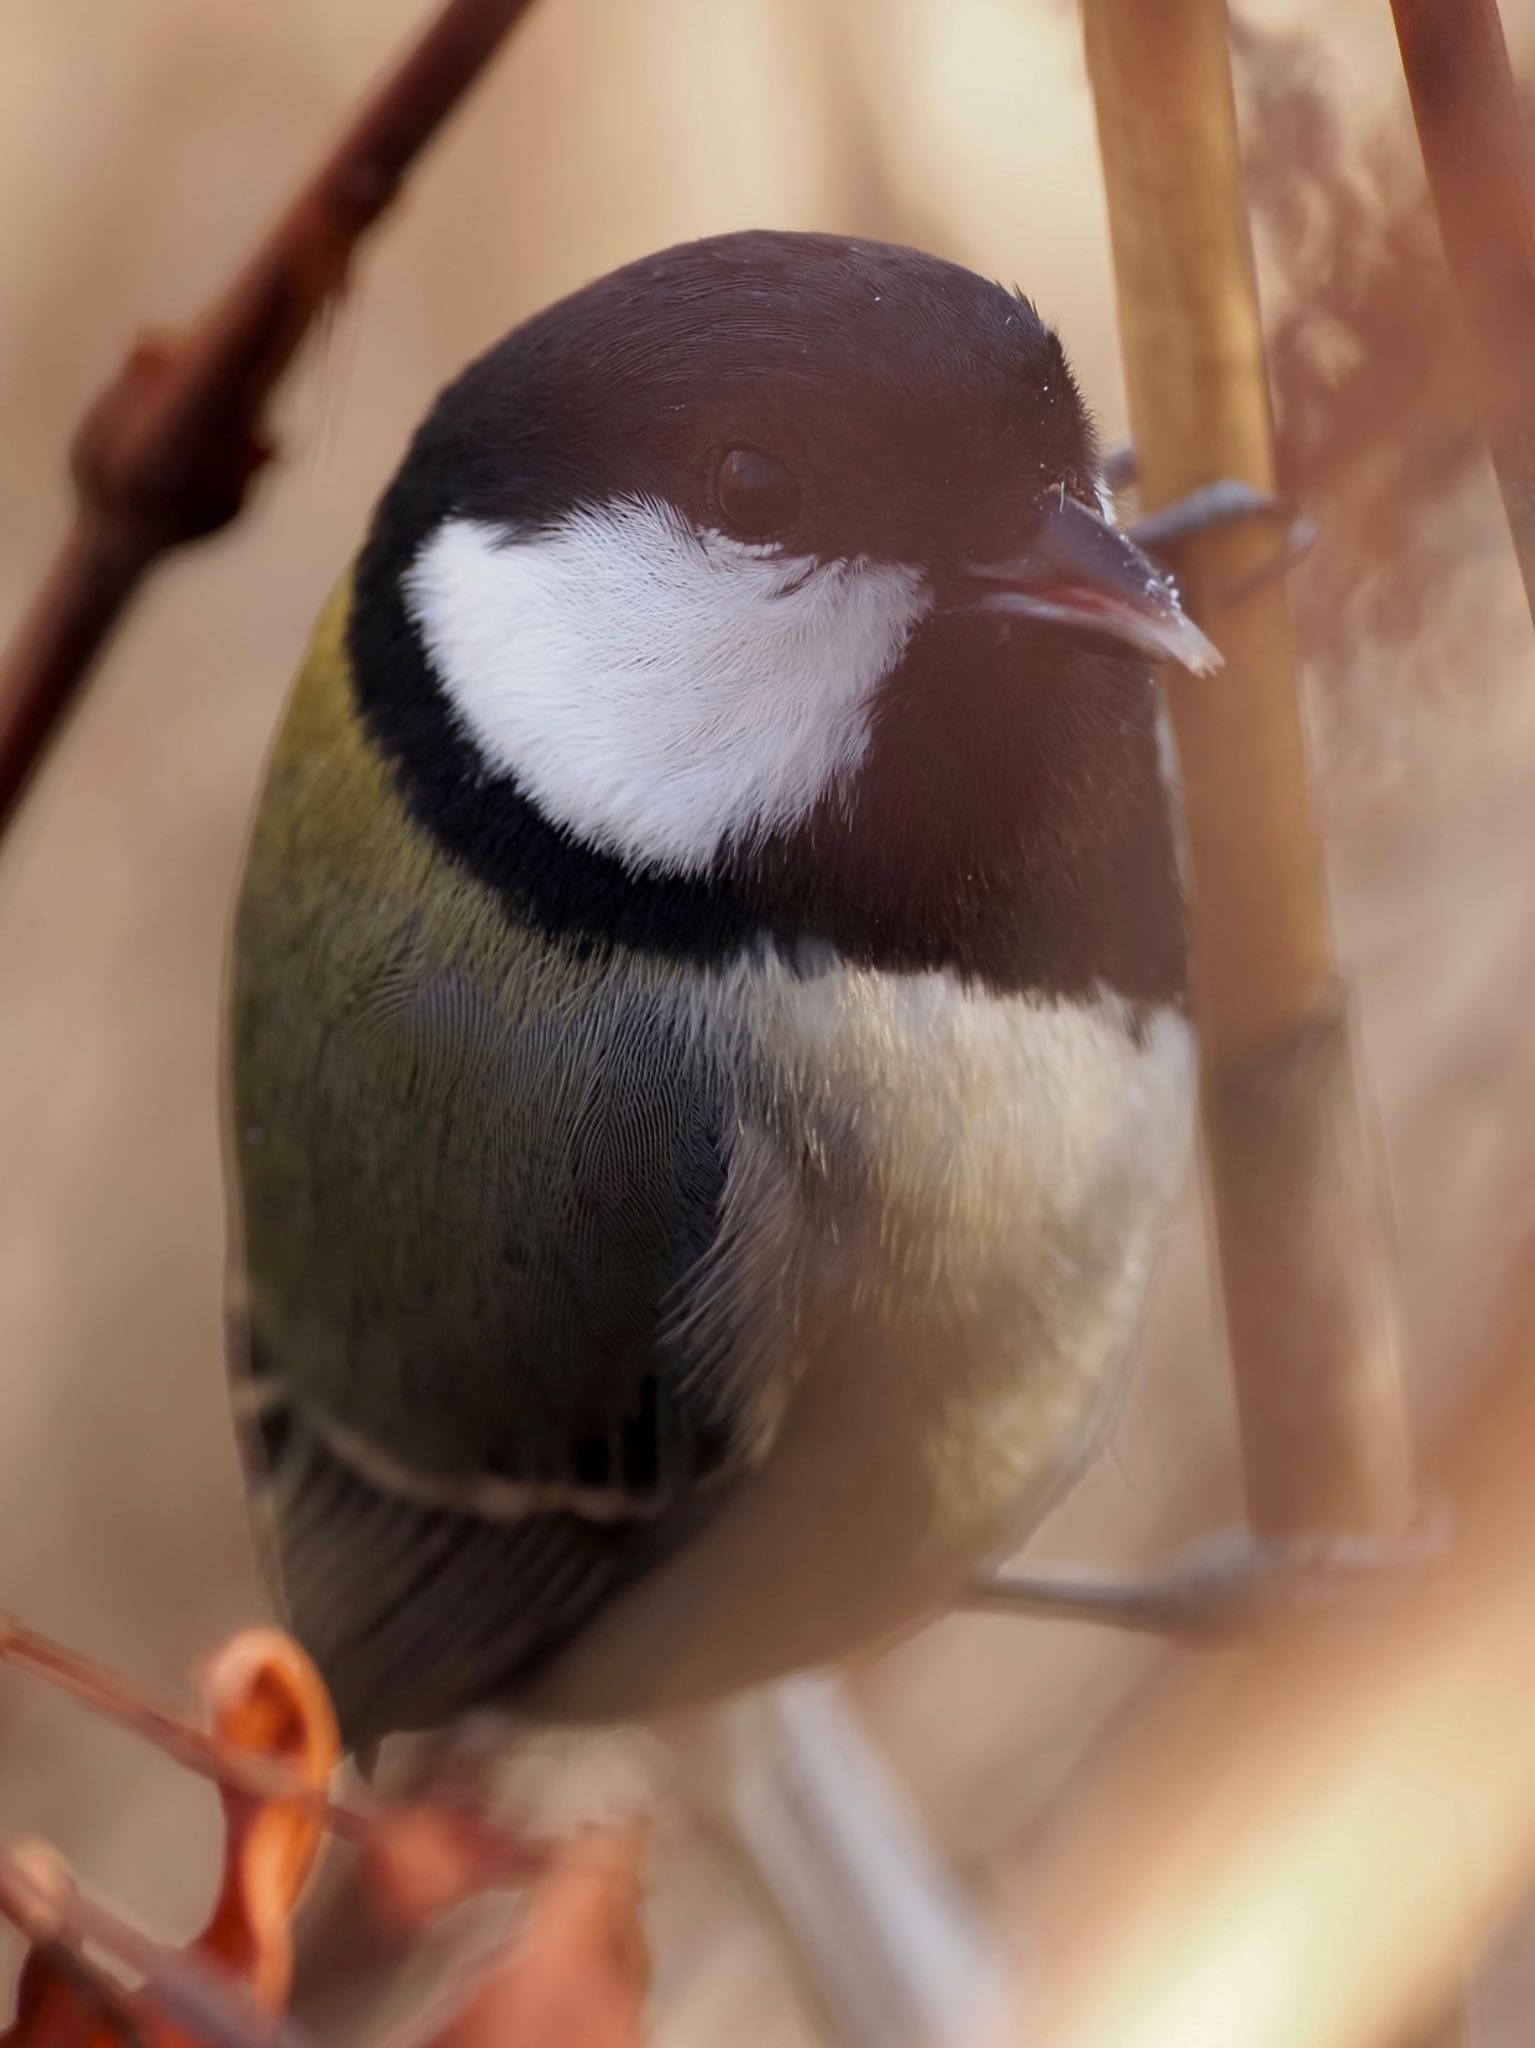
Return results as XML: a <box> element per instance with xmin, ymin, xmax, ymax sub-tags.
<box><xmin>0</xmin><ymin>0</ymin><xmax>541</xmax><ymax>837</ymax></box>
<box><xmin>1389</xmin><ymin>0</ymin><xmax>1535</xmax><ymax>628</ymax></box>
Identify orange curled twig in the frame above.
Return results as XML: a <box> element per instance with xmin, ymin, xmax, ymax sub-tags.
<box><xmin>0</xmin><ymin>1628</ymin><xmax>338</xmax><ymax>2048</ymax></box>
<box><xmin>193</xmin><ymin>1631</ymin><xmax>340</xmax><ymax>2013</ymax></box>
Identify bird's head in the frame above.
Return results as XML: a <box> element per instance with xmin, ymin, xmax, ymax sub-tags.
<box><xmin>350</xmin><ymin>230</ymin><xmax>1214</xmax><ymax>1001</ymax></box>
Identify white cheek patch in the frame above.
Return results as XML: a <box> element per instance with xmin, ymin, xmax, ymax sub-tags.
<box><xmin>403</xmin><ymin>501</ymin><xmax>929</xmax><ymax>877</ymax></box>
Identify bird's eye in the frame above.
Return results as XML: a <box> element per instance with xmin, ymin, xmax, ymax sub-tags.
<box><xmin>715</xmin><ymin>448</ymin><xmax>802</xmax><ymax>538</ymax></box>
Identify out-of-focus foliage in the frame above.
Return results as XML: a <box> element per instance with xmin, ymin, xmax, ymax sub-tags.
<box><xmin>1237</xmin><ymin>19</ymin><xmax>1483</xmax><ymax>670</ymax></box>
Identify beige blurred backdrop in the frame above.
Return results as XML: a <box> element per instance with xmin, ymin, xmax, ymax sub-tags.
<box><xmin>2</xmin><ymin>1</ymin><xmax>1535</xmax><ymax>2040</ymax></box>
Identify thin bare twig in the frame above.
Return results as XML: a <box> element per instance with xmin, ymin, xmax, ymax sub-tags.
<box><xmin>0</xmin><ymin>1610</ymin><xmax>357</xmax><ymax>1833</ymax></box>
<box><xmin>0</xmin><ymin>0</ymin><xmax>541</xmax><ymax>838</ymax></box>
<box><xmin>0</xmin><ymin>1612</ymin><xmax>551</xmax><ymax>1893</ymax></box>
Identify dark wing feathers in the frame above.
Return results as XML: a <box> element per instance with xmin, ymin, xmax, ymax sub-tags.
<box><xmin>230</xmin><ymin>914</ymin><xmax>748</xmax><ymax>1745</ymax></box>
<box><xmin>263</xmin><ymin>1418</ymin><xmax>617</xmax><ymax>1747</ymax></box>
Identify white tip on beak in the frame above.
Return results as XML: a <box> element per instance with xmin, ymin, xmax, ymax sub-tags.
<box><xmin>957</xmin><ymin>494</ymin><xmax>1224</xmax><ymax>678</ymax></box>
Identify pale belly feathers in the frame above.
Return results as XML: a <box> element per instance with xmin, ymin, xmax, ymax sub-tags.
<box><xmin>530</xmin><ymin>955</ymin><xmax>1195</xmax><ymax>1716</ymax></box>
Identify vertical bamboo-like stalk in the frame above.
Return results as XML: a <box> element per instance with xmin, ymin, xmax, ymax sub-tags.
<box><xmin>1080</xmin><ymin>8</ymin><xmax>1451</xmax><ymax>2033</ymax></box>
<box><xmin>1389</xmin><ymin>0</ymin><xmax>1535</xmax><ymax>629</ymax></box>
<box><xmin>1079</xmin><ymin>3</ymin><xmax>1415</xmax><ymax>1539</ymax></box>
<box><xmin>1080</xmin><ymin>32</ymin><xmax>1465</xmax><ymax>2031</ymax></box>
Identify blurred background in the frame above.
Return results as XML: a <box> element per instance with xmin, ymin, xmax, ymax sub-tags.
<box><xmin>1</xmin><ymin>0</ymin><xmax>1533</xmax><ymax>2039</ymax></box>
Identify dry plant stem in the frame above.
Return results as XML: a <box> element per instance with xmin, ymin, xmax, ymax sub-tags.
<box><xmin>1080</xmin><ymin>0</ymin><xmax>1413</xmax><ymax>1538</ymax></box>
<box><xmin>1389</xmin><ymin>0</ymin><xmax>1535</xmax><ymax>627</ymax></box>
<box><xmin>0</xmin><ymin>1843</ymin><xmax>307</xmax><ymax>2048</ymax></box>
<box><xmin>0</xmin><ymin>0</ymin><xmax>542</xmax><ymax>838</ymax></box>
<box><xmin>0</xmin><ymin>1613</ymin><xmax>549</xmax><ymax>1888</ymax></box>
<box><xmin>1081</xmin><ymin>10</ymin><xmax>1454</xmax><ymax>2038</ymax></box>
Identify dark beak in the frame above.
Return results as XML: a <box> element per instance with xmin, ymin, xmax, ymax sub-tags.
<box><xmin>954</xmin><ymin>492</ymin><xmax>1223</xmax><ymax>677</ymax></box>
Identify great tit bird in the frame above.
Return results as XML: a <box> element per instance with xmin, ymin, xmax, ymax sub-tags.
<box><xmin>226</xmin><ymin>229</ymin><xmax>1218</xmax><ymax>1753</ymax></box>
